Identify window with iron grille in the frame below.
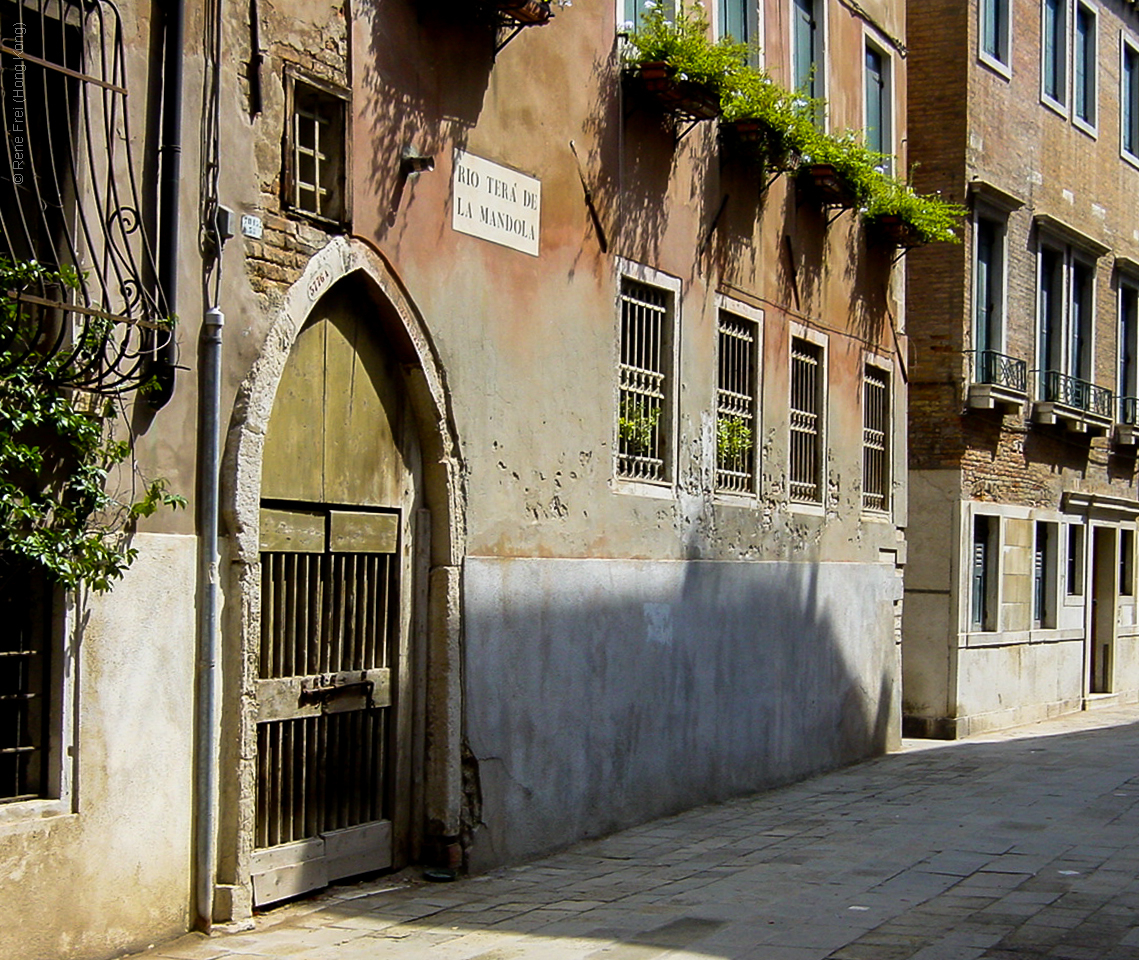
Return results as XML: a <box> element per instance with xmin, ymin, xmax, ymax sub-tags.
<box><xmin>1067</xmin><ymin>523</ymin><xmax>1085</xmax><ymax>596</ymax></box>
<box><xmin>0</xmin><ymin>562</ymin><xmax>51</xmax><ymax>803</ymax></box>
<box><xmin>862</xmin><ymin>364</ymin><xmax>889</xmax><ymax>512</ymax></box>
<box><xmin>284</xmin><ymin>69</ymin><xmax>349</xmax><ymax>227</ymax></box>
<box><xmin>716</xmin><ymin>312</ymin><xmax>757</xmax><ymax>494</ymax></box>
<box><xmin>618</xmin><ymin>277</ymin><xmax>672</xmax><ymax>483</ymax></box>
<box><xmin>790</xmin><ymin>336</ymin><xmax>823</xmax><ymax>503</ymax></box>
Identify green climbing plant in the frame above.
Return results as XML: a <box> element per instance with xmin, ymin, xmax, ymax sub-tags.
<box><xmin>0</xmin><ymin>258</ymin><xmax>184</xmax><ymax>593</ymax></box>
<box><xmin>716</xmin><ymin>415</ymin><xmax>753</xmax><ymax>465</ymax></box>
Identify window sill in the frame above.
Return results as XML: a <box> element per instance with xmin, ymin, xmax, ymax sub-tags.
<box><xmin>1031</xmin><ymin>400</ymin><xmax>1111</xmax><ymax>436</ymax></box>
<box><xmin>967</xmin><ymin>381</ymin><xmax>1026</xmax><ymax>413</ymax></box>
<box><xmin>0</xmin><ymin>798</ymin><xmax>72</xmax><ymax>828</ymax></box>
<box><xmin>790</xmin><ymin>500</ymin><xmax>825</xmax><ymax>518</ymax></box>
<box><xmin>978</xmin><ymin>51</ymin><xmax>1012</xmax><ymax>81</ymax></box>
<box><xmin>1123</xmin><ymin>149</ymin><xmax>1139</xmax><ymax>173</ymax></box>
<box><xmin>611</xmin><ymin>477</ymin><xmax>674</xmax><ymax>500</ymax></box>
<box><xmin>714</xmin><ymin>490</ymin><xmax>759</xmax><ymax>508</ymax></box>
<box><xmin>1072</xmin><ymin>115</ymin><xmax>1098</xmax><ymax>140</ymax></box>
<box><xmin>1040</xmin><ymin>94</ymin><xmax>1068</xmax><ymax>120</ymax></box>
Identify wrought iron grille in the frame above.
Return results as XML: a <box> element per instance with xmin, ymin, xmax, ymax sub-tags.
<box><xmin>0</xmin><ymin>0</ymin><xmax>170</xmax><ymax>392</ymax></box>
<box><xmin>0</xmin><ymin>561</ymin><xmax>50</xmax><ymax>803</ymax></box>
<box><xmin>790</xmin><ymin>337</ymin><xmax>822</xmax><ymax>503</ymax></box>
<box><xmin>862</xmin><ymin>365</ymin><xmax>889</xmax><ymax>512</ymax></box>
<box><xmin>1036</xmin><ymin>369</ymin><xmax>1113</xmax><ymax>418</ymax></box>
<box><xmin>716</xmin><ymin>313</ymin><xmax>756</xmax><ymax>494</ymax></box>
<box><xmin>974</xmin><ymin>350</ymin><xmax>1027</xmax><ymax>392</ymax></box>
<box><xmin>1120</xmin><ymin>396</ymin><xmax>1139</xmax><ymax>425</ymax></box>
<box><xmin>618</xmin><ymin>278</ymin><xmax>669</xmax><ymax>482</ymax></box>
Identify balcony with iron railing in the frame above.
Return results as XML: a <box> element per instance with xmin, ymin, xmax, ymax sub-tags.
<box><xmin>1030</xmin><ymin>369</ymin><xmax>1113</xmax><ymax>435</ymax></box>
<box><xmin>966</xmin><ymin>350</ymin><xmax>1028</xmax><ymax>413</ymax></box>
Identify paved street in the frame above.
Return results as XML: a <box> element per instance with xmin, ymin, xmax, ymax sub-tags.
<box><xmin>130</xmin><ymin>706</ymin><xmax>1139</xmax><ymax>960</ymax></box>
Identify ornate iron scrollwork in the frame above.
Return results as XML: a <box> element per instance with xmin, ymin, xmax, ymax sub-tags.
<box><xmin>0</xmin><ymin>0</ymin><xmax>171</xmax><ymax>393</ymax></box>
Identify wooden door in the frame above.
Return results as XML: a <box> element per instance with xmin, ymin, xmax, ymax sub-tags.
<box><xmin>252</xmin><ymin>286</ymin><xmax>416</xmax><ymax>905</ymax></box>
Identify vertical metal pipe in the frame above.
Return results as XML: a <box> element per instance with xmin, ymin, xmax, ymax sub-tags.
<box><xmin>150</xmin><ymin>0</ymin><xmax>184</xmax><ymax>407</ymax></box>
<box><xmin>195</xmin><ymin>306</ymin><xmax>224</xmax><ymax>928</ymax></box>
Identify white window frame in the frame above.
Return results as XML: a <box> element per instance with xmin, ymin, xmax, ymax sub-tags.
<box><xmin>1066</xmin><ymin>522</ymin><xmax>1086</xmax><ymax>599</ymax></box>
<box><xmin>1120</xmin><ymin>276</ymin><xmax>1139</xmax><ymax>417</ymax></box>
<box><xmin>613</xmin><ymin>259</ymin><xmax>681</xmax><ymax>498</ymax></box>
<box><xmin>1040</xmin><ymin>0</ymin><xmax>1069</xmax><ymax>114</ymax></box>
<box><xmin>973</xmin><ymin>209</ymin><xmax>1009</xmax><ymax>364</ymax></box>
<box><xmin>1036</xmin><ymin>236</ymin><xmax>1098</xmax><ymax>388</ymax></box>
<box><xmin>979</xmin><ymin>0</ymin><xmax>1012</xmax><ymax>77</ymax></box>
<box><xmin>1122</xmin><ymin>33</ymin><xmax>1139</xmax><ymax>167</ymax></box>
<box><xmin>1034</xmin><ymin>519</ymin><xmax>1061</xmax><ymax>628</ymax></box>
<box><xmin>863</xmin><ymin>32</ymin><xmax>894</xmax><ymax>170</ymax></box>
<box><xmin>788</xmin><ymin>323</ymin><xmax>828</xmax><ymax>512</ymax></box>
<box><xmin>968</xmin><ymin>510</ymin><xmax>1001</xmax><ymax>634</ymax></box>
<box><xmin>1072</xmin><ymin>0</ymin><xmax>1098</xmax><ymax>136</ymax></box>
<box><xmin>861</xmin><ymin>355</ymin><xmax>891</xmax><ymax>515</ymax></box>
<box><xmin>714</xmin><ymin>294</ymin><xmax>764</xmax><ymax>501</ymax></box>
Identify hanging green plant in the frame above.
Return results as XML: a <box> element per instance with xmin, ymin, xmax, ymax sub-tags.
<box><xmin>719</xmin><ymin>67</ymin><xmax>818</xmax><ymax>172</ymax></box>
<box><xmin>0</xmin><ymin>258</ymin><xmax>184</xmax><ymax>593</ymax></box>
<box><xmin>624</xmin><ymin>1</ymin><xmax>748</xmax><ymax>116</ymax></box>
<box><xmin>862</xmin><ymin>176</ymin><xmax>968</xmax><ymax>246</ymax></box>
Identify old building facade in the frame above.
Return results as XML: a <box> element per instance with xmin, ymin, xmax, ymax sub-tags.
<box><xmin>904</xmin><ymin>0</ymin><xmax>1139</xmax><ymax>737</ymax></box>
<box><xmin>0</xmin><ymin>0</ymin><xmax>909</xmax><ymax>955</ymax></box>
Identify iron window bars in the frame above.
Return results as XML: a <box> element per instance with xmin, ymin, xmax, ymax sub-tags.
<box><xmin>0</xmin><ymin>560</ymin><xmax>50</xmax><ymax>802</ymax></box>
<box><xmin>789</xmin><ymin>337</ymin><xmax>822</xmax><ymax>503</ymax></box>
<box><xmin>716</xmin><ymin>312</ymin><xmax>756</xmax><ymax>494</ymax></box>
<box><xmin>618</xmin><ymin>278</ymin><xmax>669</xmax><ymax>482</ymax></box>
<box><xmin>862</xmin><ymin>365</ymin><xmax>889</xmax><ymax>512</ymax></box>
<box><xmin>0</xmin><ymin>0</ymin><xmax>171</xmax><ymax>393</ymax></box>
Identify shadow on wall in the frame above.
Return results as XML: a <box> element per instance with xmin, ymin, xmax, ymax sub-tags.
<box><xmin>461</xmin><ymin>555</ymin><xmax>898</xmax><ymax>869</ymax></box>
<box><xmin>358</xmin><ymin>0</ymin><xmax>496</xmax><ymax>247</ymax></box>
<box><xmin>580</xmin><ymin>39</ymin><xmax>716</xmax><ymax>269</ymax></box>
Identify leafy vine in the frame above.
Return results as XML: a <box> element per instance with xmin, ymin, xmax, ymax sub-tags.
<box><xmin>0</xmin><ymin>259</ymin><xmax>184</xmax><ymax>593</ymax></box>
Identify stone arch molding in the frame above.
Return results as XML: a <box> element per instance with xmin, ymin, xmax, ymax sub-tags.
<box><xmin>218</xmin><ymin>235</ymin><xmax>466</xmax><ymax>919</ymax></box>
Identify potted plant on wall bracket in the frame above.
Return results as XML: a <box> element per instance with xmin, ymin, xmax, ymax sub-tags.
<box><xmin>794</xmin><ymin>131</ymin><xmax>884</xmax><ymax>211</ymax></box>
<box><xmin>719</xmin><ymin>69</ymin><xmax>819</xmax><ymax>180</ymax></box>
<box><xmin>862</xmin><ymin>176</ymin><xmax>966</xmax><ymax>248</ymax></box>
<box><xmin>495</xmin><ymin>0</ymin><xmax>553</xmax><ymax>26</ymax></box>
<box><xmin>623</xmin><ymin>3</ymin><xmax>745</xmax><ymax>123</ymax></box>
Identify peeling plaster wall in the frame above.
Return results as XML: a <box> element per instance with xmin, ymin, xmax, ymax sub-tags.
<box><xmin>463</xmin><ymin>556</ymin><xmax>901</xmax><ymax>869</ymax></box>
<box><xmin>0</xmin><ymin>535</ymin><xmax>195</xmax><ymax>960</ymax></box>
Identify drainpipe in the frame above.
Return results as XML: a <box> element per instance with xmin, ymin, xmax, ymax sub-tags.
<box><xmin>195</xmin><ymin>306</ymin><xmax>224</xmax><ymax>929</ymax></box>
<box><xmin>151</xmin><ymin>0</ymin><xmax>184</xmax><ymax>408</ymax></box>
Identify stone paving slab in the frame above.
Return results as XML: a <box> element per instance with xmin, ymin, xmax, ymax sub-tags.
<box><xmin>124</xmin><ymin>705</ymin><xmax>1139</xmax><ymax>960</ymax></box>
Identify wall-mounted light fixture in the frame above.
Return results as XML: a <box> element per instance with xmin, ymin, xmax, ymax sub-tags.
<box><xmin>400</xmin><ymin>148</ymin><xmax>435</xmax><ymax>177</ymax></box>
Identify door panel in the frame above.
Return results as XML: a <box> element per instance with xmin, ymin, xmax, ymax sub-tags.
<box><xmin>254</xmin><ymin>286</ymin><xmax>416</xmax><ymax>906</ymax></box>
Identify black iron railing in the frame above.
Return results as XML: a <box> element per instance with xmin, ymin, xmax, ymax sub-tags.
<box><xmin>1120</xmin><ymin>396</ymin><xmax>1139</xmax><ymax>426</ymax></box>
<box><xmin>1036</xmin><ymin>370</ymin><xmax>1114</xmax><ymax>418</ymax></box>
<box><xmin>0</xmin><ymin>0</ymin><xmax>170</xmax><ymax>393</ymax></box>
<box><xmin>974</xmin><ymin>350</ymin><xmax>1027</xmax><ymax>392</ymax></box>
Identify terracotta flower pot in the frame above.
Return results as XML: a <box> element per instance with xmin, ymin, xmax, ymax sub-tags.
<box><xmin>803</xmin><ymin>163</ymin><xmax>857</xmax><ymax>208</ymax></box>
<box><xmin>634</xmin><ymin>61</ymin><xmax>720</xmax><ymax>121</ymax></box>
<box><xmin>871</xmin><ymin>214</ymin><xmax>924</xmax><ymax>247</ymax></box>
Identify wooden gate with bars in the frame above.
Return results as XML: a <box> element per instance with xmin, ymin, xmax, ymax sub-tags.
<box><xmin>252</xmin><ymin>284</ymin><xmax>418</xmax><ymax>906</ymax></box>
<box><xmin>252</xmin><ymin>507</ymin><xmax>400</xmax><ymax>905</ymax></box>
